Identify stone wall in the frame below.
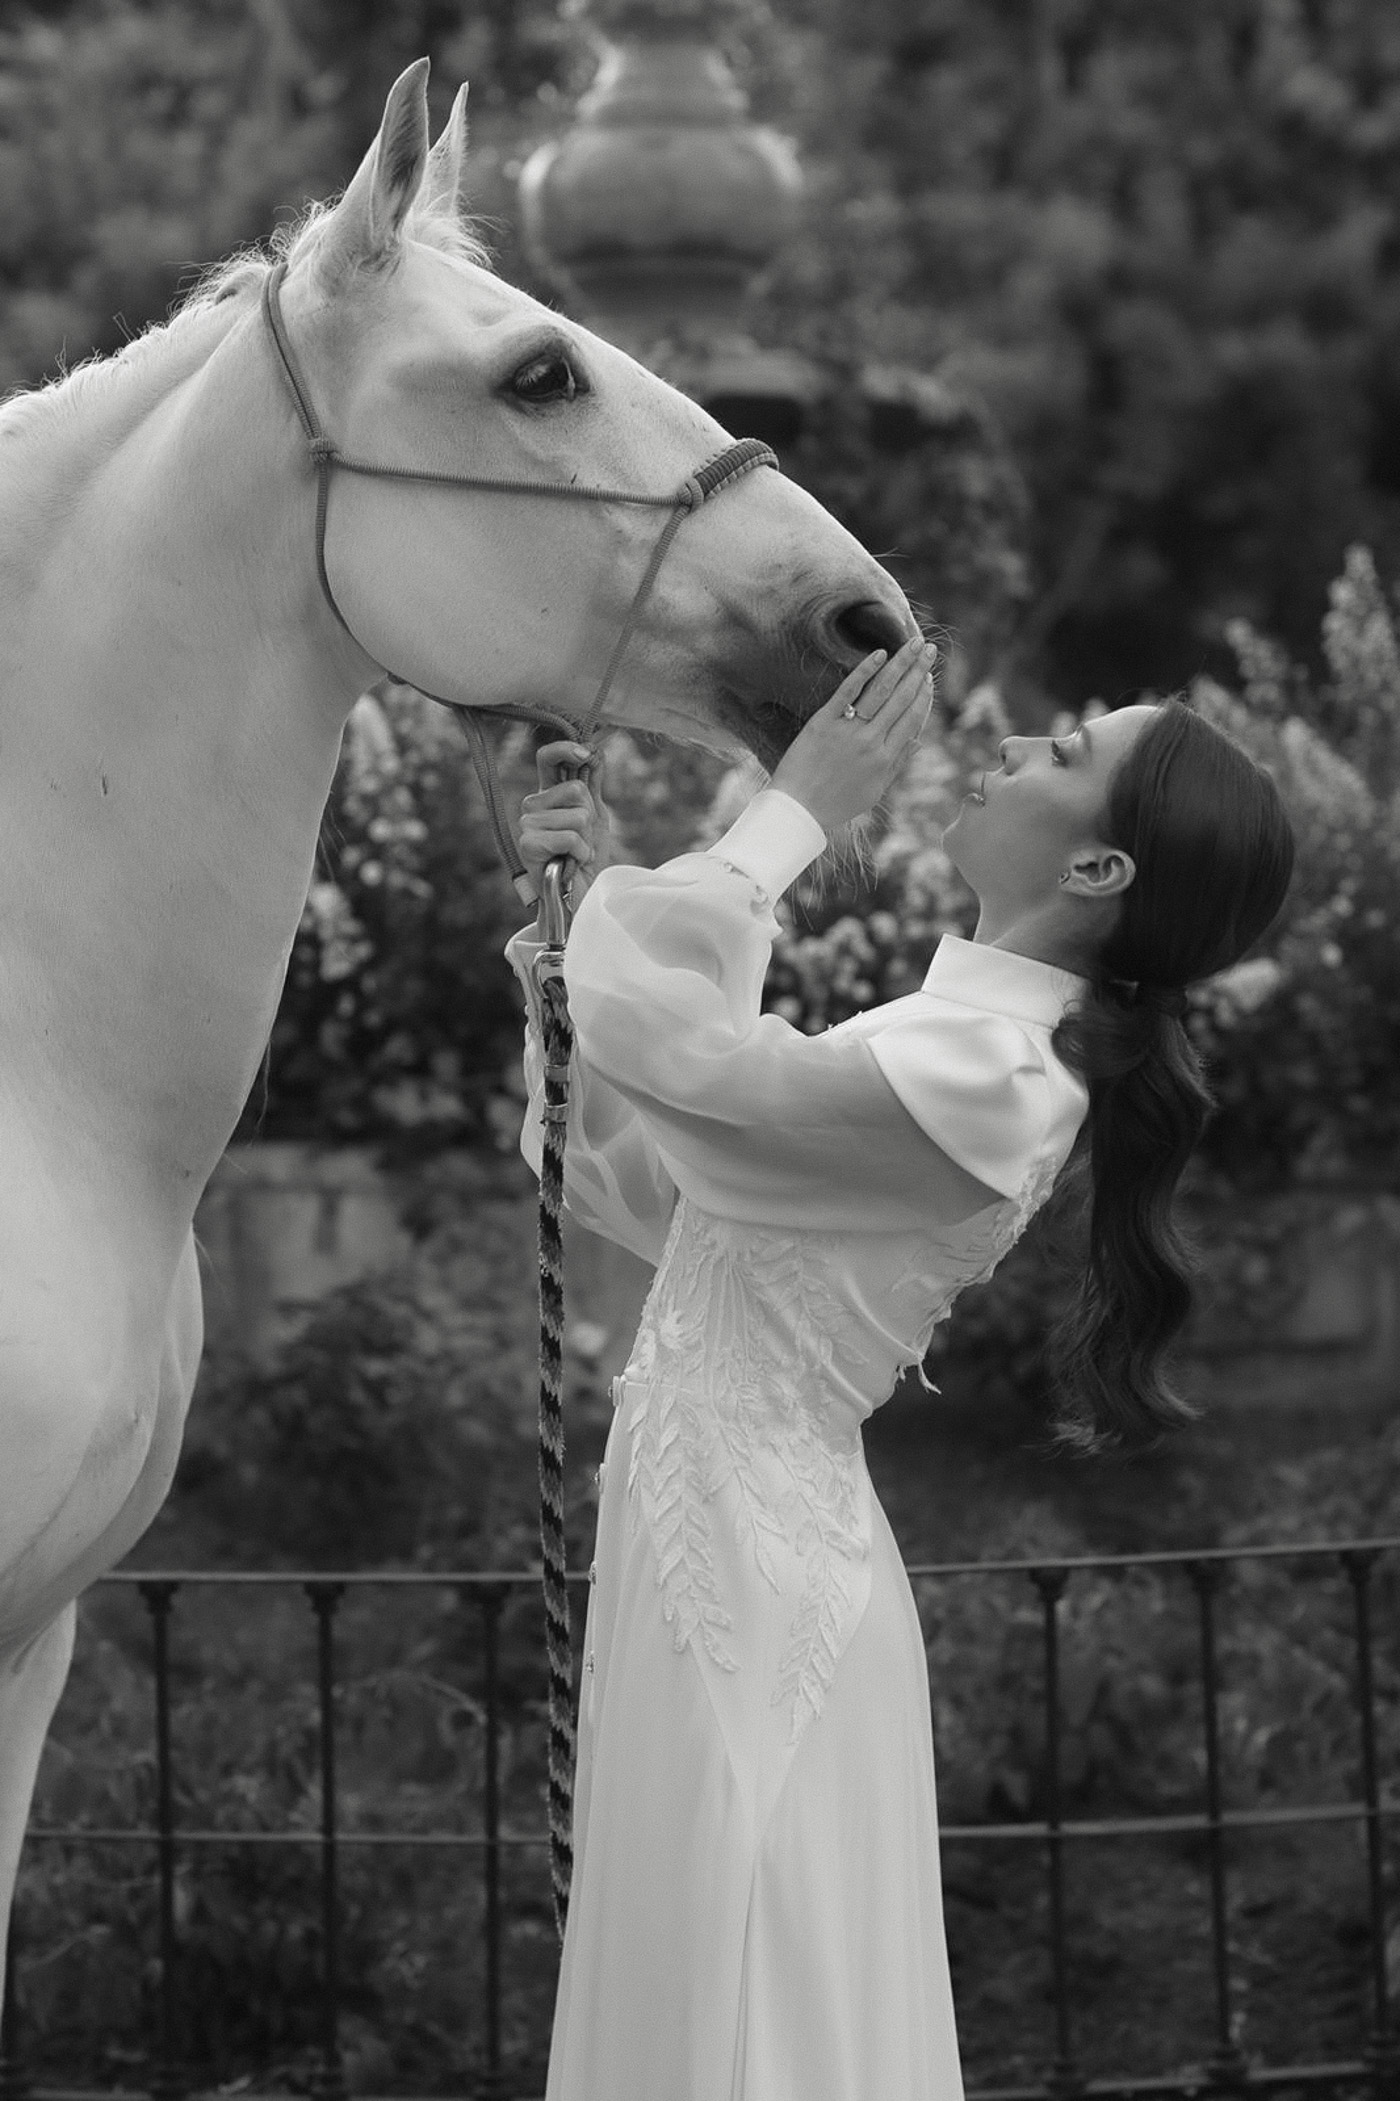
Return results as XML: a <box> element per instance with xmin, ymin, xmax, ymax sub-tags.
<box><xmin>1179</xmin><ymin>1189</ymin><xmax>1400</xmax><ymax>1415</ymax></box>
<box><xmin>196</xmin><ymin>1144</ymin><xmax>413</xmax><ymax>1365</ymax></box>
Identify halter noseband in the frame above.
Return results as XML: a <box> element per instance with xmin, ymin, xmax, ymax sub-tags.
<box><xmin>260</xmin><ymin>260</ymin><xmax>778</xmax><ymax>896</ymax></box>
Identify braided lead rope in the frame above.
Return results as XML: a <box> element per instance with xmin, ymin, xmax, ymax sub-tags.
<box><xmin>534</xmin><ymin>862</ymin><xmax>577</xmax><ymax>1940</ymax></box>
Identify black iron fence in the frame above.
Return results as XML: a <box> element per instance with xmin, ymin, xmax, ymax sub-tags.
<box><xmin>3</xmin><ymin>1539</ymin><xmax>1397</xmax><ymax>2101</ymax></box>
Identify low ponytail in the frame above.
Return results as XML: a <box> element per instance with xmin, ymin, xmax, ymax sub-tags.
<box><xmin>1042</xmin><ymin>699</ymin><xmax>1295</xmax><ymax>1448</ymax></box>
<box><xmin>1049</xmin><ymin>987</ymin><xmax>1213</xmax><ymax>1444</ymax></box>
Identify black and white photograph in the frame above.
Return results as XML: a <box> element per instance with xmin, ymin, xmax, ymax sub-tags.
<box><xmin>0</xmin><ymin>2</ymin><xmax>1397</xmax><ymax>2097</ymax></box>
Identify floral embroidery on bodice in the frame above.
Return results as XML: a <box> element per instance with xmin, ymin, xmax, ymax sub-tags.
<box><xmin>620</xmin><ymin>1153</ymin><xmax>1062</xmax><ymax>1741</ymax></box>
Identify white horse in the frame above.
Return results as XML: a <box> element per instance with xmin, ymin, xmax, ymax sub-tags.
<box><xmin>0</xmin><ymin>59</ymin><xmax>914</xmax><ymax>1976</ymax></box>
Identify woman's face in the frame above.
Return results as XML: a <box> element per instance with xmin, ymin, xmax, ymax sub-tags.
<box><xmin>943</xmin><ymin>703</ymin><xmax>1159</xmax><ymax>910</ymax></box>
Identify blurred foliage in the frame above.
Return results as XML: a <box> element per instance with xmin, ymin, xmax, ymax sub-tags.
<box><xmin>745</xmin><ymin>0</ymin><xmax>1400</xmax><ymax>709</ymax></box>
<box><xmin>243</xmin><ymin>683</ymin><xmax>535</xmax><ymax>1153</ymax></box>
<box><xmin>175</xmin><ymin>1147</ymin><xmax>610</xmax><ymax>1568</ymax></box>
<box><xmin>1187</xmin><ymin>545</ymin><xmax>1400</xmax><ymax>1186</ymax></box>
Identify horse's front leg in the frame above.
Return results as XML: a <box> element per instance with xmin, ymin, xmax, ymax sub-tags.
<box><xmin>0</xmin><ymin>1603</ymin><xmax>77</xmax><ymax>1990</ymax></box>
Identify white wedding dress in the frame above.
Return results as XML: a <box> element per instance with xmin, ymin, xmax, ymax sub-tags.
<box><xmin>508</xmin><ymin>790</ymin><xmax>1089</xmax><ymax>2101</ymax></box>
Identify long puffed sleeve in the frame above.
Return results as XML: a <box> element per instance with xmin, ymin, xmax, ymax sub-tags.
<box><xmin>557</xmin><ymin>797</ymin><xmax>1083</xmax><ymax>1236</ymax></box>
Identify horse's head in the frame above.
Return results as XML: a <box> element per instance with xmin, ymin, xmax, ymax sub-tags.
<box><xmin>273</xmin><ymin>60</ymin><xmax>917</xmax><ymax>765</ymax></box>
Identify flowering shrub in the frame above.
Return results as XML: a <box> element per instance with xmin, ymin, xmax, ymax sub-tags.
<box><xmin>247</xmin><ymin>682</ymin><xmax>535</xmax><ymax>1153</ymax></box>
<box><xmin>1186</xmin><ymin>547</ymin><xmax>1400</xmax><ymax>1188</ymax></box>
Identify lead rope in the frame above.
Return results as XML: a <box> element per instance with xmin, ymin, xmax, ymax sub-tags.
<box><xmin>259</xmin><ymin>259</ymin><xmax>778</xmax><ymax>1943</ymax></box>
<box><xmin>532</xmin><ymin>858</ymin><xmax>577</xmax><ymax>1941</ymax></box>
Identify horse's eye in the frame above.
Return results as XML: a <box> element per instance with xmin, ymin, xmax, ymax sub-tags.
<box><xmin>510</xmin><ymin>352</ymin><xmax>581</xmax><ymax>405</ymax></box>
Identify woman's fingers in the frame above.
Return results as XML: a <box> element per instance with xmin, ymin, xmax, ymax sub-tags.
<box><xmin>535</xmin><ymin>739</ymin><xmax>594</xmax><ymax>790</ymax></box>
<box><xmin>826</xmin><ymin>637</ymin><xmax>936</xmax><ymax>729</ymax></box>
<box><xmin>520</xmin><ymin>818</ymin><xmax>596</xmax><ymax>866</ymax></box>
<box><xmin>823</xmin><ymin>649</ymin><xmax>890</xmax><ymax>721</ymax></box>
<box><xmin>525</xmin><ymin>781</ymin><xmax>595</xmax><ymax>813</ymax></box>
<box><xmin>858</xmin><ymin>636</ymin><xmax>932</xmax><ymax>721</ymax></box>
<box><xmin>530</xmin><ymin>831</ymin><xmax>594</xmax><ymax>865</ymax></box>
<box><xmin>877</xmin><ymin>652</ymin><xmax>937</xmax><ymax>744</ymax></box>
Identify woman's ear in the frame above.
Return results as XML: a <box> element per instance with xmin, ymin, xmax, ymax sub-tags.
<box><xmin>1061</xmin><ymin>845</ymin><xmax>1136</xmax><ymax>900</ymax></box>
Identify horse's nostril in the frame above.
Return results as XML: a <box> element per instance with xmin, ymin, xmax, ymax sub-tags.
<box><xmin>829</xmin><ymin>599</ymin><xmax>913</xmax><ymax>661</ymax></box>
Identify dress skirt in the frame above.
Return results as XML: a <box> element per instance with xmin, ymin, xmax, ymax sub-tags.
<box><xmin>544</xmin><ymin>1391</ymin><xmax>966</xmax><ymax>2101</ymax></box>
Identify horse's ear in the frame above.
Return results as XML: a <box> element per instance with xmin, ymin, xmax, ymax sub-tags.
<box><xmin>316</xmin><ymin>58</ymin><xmax>432</xmax><ymax>281</ymax></box>
<box><xmin>424</xmin><ymin>82</ymin><xmax>470</xmax><ymax>224</ymax></box>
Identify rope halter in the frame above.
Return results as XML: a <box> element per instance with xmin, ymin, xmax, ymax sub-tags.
<box><xmin>260</xmin><ymin>259</ymin><xmax>778</xmax><ymax>899</ymax></box>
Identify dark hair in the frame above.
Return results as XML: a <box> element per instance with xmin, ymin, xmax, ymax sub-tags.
<box><xmin>1049</xmin><ymin>698</ymin><xmax>1295</xmax><ymax>1446</ymax></box>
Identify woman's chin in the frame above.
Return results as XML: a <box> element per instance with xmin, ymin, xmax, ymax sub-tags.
<box><xmin>941</xmin><ymin>808</ymin><xmax>972</xmax><ymax>855</ymax></box>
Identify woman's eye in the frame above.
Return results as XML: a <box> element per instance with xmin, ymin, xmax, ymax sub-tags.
<box><xmin>510</xmin><ymin>352</ymin><xmax>581</xmax><ymax>405</ymax></box>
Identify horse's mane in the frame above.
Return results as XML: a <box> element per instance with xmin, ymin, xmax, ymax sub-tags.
<box><xmin>0</xmin><ymin>191</ymin><xmax>493</xmax><ymax>447</ymax></box>
<box><xmin>184</xmin><ymin>189</ymin><xmax>493</xmax><ymax>313</ymax></box>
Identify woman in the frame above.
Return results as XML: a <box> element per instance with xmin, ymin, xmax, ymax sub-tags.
<box><xmin>507</xmin><ymin>637</ymin><xmax>1294</xmax><ymax>2101</ymax></box>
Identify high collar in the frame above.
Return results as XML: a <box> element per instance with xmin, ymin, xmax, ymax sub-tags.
<box><xmin>921</xmin><ymin>933</ymin><xmax>1087</xmax><ymax>1030</ymax></box>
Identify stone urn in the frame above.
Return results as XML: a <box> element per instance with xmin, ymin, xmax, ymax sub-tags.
<box><xmin>518</xmin><ymin>0</ymin><xmax>803</xmax><ymax>351</ymax></box>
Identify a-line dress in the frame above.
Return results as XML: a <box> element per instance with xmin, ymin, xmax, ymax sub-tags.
<box><xmin>507</xmin><ymin>788</ymin><xmax>1089</xmax><ymax>2101</ymax></box>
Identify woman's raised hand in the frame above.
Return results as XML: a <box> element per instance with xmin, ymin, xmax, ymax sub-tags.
<box><xmin>770</xmin><ymin>637</ymin><xmax>937</xmax><ymax>834</ymax></box>
<box><xmin>519</xmin><ymin>741</ymin><xmax>609</xmax><ymax>901</ymax></box>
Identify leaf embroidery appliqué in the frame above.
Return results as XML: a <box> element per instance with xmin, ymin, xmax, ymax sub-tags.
<box><xmin>624</xmin><ymin>1199</ymin><xmax>869</xmax><ymax>1736</ymax></box>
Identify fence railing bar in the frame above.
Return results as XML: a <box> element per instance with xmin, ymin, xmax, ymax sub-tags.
<box><xmin>969</xmin><ymin>2062</ymin><xmax>1379</xmax><ymax>2101</ymax></box>
<box><xmin>96</xmin><ymin>1534</ymin><xmax>1400</xmax><ymax>1588</ymax></box>
<box><xmin>1342</xmin><ymin>1549</ymin><xmax>1400</xmax><ymax>2100</ymax></box>
<box><xmin>1031</xmin><ymin>1567</ymin><xmax>1082</xmax><ymax>2098</ymax></box>
<box><xmin>99</xmin><ymin>1570</ymin><xmax>595</xmax><ymax>1589</ymax></box>
<box><xmin>23</xmin><ymin>1794</ymin><xmax>1400</xmax><ymax>1853</ymax></box>
<box><xmin>305</xmin><ymin>1583</ymin><xmax>347</xmax><ymax>2101</ymax></box>
<box><xmin>1187</xmin><ymin>1561</ymin><xmax>1245</xmax><ymax>2091</ymax></box>
<box><xmin>136</xmin><ymin>1582</ymin><xmax>182</xmax><ymax>2101</ymax></box>
<box><xmin>7</xmin><ymin>2057</ymin><xmax>1384</xmax><ymax>2101</ymax></box>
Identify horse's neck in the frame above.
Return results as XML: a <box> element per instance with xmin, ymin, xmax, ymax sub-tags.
<box><xmin>0</xmin><ymin>294</ymin><xmax>363</xmax><ymax>1241</ymax></box>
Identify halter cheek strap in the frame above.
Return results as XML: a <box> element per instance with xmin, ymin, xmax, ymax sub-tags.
<box><xmin>260</xmin><ymin>261</ymin><xmax>778</xmax><ymax>894</ymax></box>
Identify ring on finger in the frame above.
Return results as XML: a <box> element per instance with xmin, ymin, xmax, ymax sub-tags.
<box><xmin>842</xmin><ymin>702</ymin><xmax>862</xmax><ymax>721</ymax></box>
